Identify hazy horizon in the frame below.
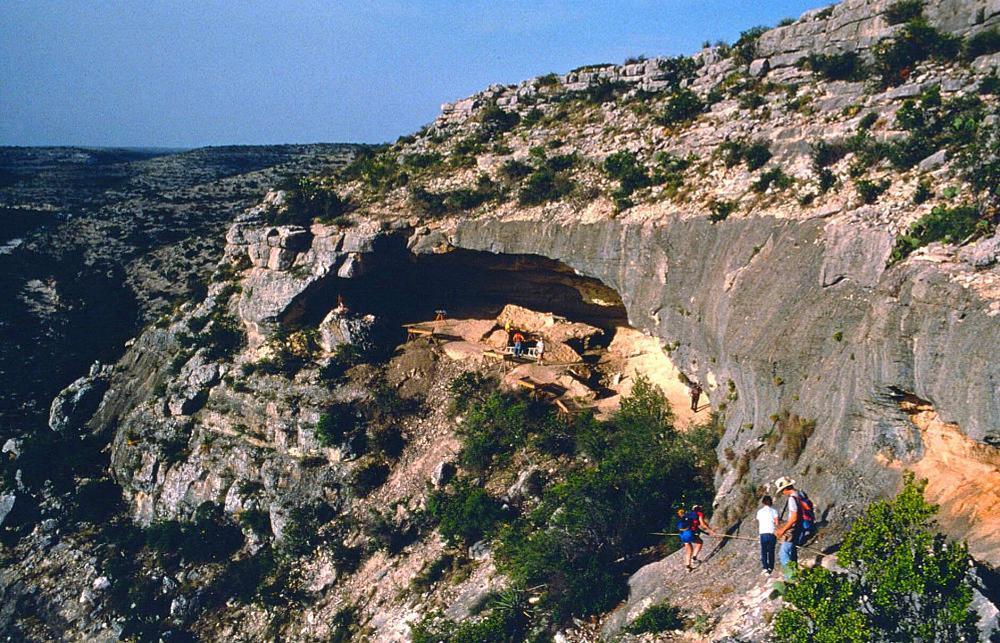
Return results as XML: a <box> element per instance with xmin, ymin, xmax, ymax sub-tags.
<box><xmin>2</xmin><ymin>1</ymin><xmax>827</xmax><ymax>148</ymax></box>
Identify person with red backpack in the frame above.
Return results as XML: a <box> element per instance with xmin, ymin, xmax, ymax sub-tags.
<box><xmin>676</xmin><ymin>504</ymin><xmax>716</xmax><ymax>571</ymax></box>
<box><xmin>774</xmin><ymin>476</ymin><xmax>817</xmax><ymax>574</ymax></box>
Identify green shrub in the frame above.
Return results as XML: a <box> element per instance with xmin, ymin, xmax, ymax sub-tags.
<box><xmin>872</xmin><ymin>20</ymin><xmax>962</xmax><ymax>88</ymax></box>
<box><xmin>518</xmin><ymin>167</ymin><xmax>574</xmax><ymax>206</ymax></box>
<box><xmin>884</xmin><ymin>0</ymin><xmax>924</xmax><ymax>25</ymax></box>
<box><xmin>731</xmin><ymin>26</ymin><xmax>768</xmax><ymax>66</ymax></box>
<box><xmin>858</xmin><ymin>112</ymin><xmax>879</xmax><ymax>131</ymax></box>
<box><xmin>965</xmin><ymin>28</ymin><xmax>1000</xmax><ymax>59</ymax></box>
<box><xmin>280</xmin><ymin>502</ymin><xmax>334</xmax><ymax>556</ymax></box>
<box><xmin>656</xmin><ymin>55</ymin><xmax>699</xmax><ymax>88</ymax></box>
<box><xmin>773</xmin><ymin>474</ymin><xmax>978</xmax><ymax>642</ymax></box>
<box><xmin>627</xmin><ymin>602</ymin><xmax>684</xmax><ymax>634</ymax></box>
<box><xmin>339</xmin><ymin>148</ymin><xmax>406</xmax><ymax>192</ymax></box>
<box><xmin>479</xmin><ymin>104</ymin><xmax>520</xmax><ymax>138</ymax></box>
<box><xmin>315</xmin><ymin>403</ymin><xmax>362</xmax><ymax>447</ymax></box>
<box><xmin>913</xmin><ymin>180</ymin><xmax>933</xmax><ymax>204</ymax></box>
<box><xmin>145</xmin><ymin>502</ymin><xmax>243</xmax><ymax>565</ymax></box>
<box><xmin>856</xmin><ymin>178</ymin><xmax>891</xmax><ymax>204</ymax></box>
<box><xmin>578</xmin><ymin>79</ymin><xmax>630</xmax><ymax>104</ymax></box>
<box><xmin>957</xmin><ymin>114</ymin><xmax>1000</xmax><ymax>214</ymax></box>
<box><xmin>352</xmin><ymin>457</ymin><xmax>390</xmax><ymax>496</ymax></box>
<box><xmin>447</xmin><ymin>371</ymin><xmax>497</xmax><ymax>415</ymax></box>
<box><xmin>402</xmin><ymin>152</ymin><xmax>443</xmax><ymax>172</ymax></box>
<box><xmin>499</xmin><ymin>159</ymin><xmax>533</xmax><ymax>183</ymax></box>
<box><xmin>656</xmin><ymin>87</ymin><xmax>704</xmax><ymax>126</ymax></box>
<box><xmin>891</xmin><ymin>204</ymin><xmax>986</xmax><ymax>261</ymax></box>
<box><xmin>411</xmin><ymin>590</ymin><xmax>530</xmax><ymax>643</ymax></box>
<box><xmin>603</xmin><ymin>150</ymin><xmax>651</xmax><ymax>209</ymax></box>
<box><xmin>810</xmin><ymin>140</ymin><xmax>847</xmax><ymax>172</ymax></box>
<box><xmin>709</xmin><ymin>200</ymin><xmax>737</xmax><ymax>222</ymax></box>
<box><xmin>742</xmin><ymin>141</ymin><xmax>773</xmax><ymax>171</ymax></box>
<box><xmin>457</xmin><ymin>393</ymin><xmax>533</xmax><ymax>473</ymax></box>
<box><xmin>719</xmin><ymin>139</ymin><xmax>771</xmax><ymax>171</ymax></box>
<box><xmin>176</xmin><ymin>311</ymin><xmax>245</xmax><ymax>362</ymax></box>
<box><xmin>752</xmin><ymin>167</ymin><xmax>793</xmax><ymax>193</ymax></box>
<box><xmin>428</xmin><ymin>479</ymin><xmax>505</xmax><ymax>545</ymax></box>
<box><xmin>800</xmin><ymin>51</ymin><xmax>866</xmax><ymax>81</ymax></box>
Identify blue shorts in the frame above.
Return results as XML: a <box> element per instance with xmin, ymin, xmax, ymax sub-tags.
<box><xmin>679</xmin><ymin>530</ymin><xmax>701</xmax><ymax>544</ymax></box>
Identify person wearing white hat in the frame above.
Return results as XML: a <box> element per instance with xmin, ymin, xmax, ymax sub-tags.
<box><xmin>774</xmin><ymin>476</ymin><xmax>801</xmax><ymax>574</ymax></box>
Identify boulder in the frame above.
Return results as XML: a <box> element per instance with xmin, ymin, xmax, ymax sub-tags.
<box><xmin>505</xmin><ymin>468</ymin><xmax>544</xmax><ymax>503</ymax></box>
<box><xmin>318</xmin><ymin>310</ymin><xmax>377</xmax><ymax>353</ymax></box>
<box><xmin>431</xmin><ymin>461</ymin><xmax>456</xmax><ymax>488</ymax></box>
<box><xmin>49</xmin><ymin>362</ymin><xmax>112</xmax><ymax>432</ymax></box>
<box><xmin>0</xmin><ymin>493</ymin><xmax>15</xmax><ymax>527</ymax></box>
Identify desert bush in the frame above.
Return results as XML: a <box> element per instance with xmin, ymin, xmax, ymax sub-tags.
<box><xmin>499</xmin><ymin>159</ymin><xmax>533</xmax><ymax>183</ymax></box>
<box><xmin>800</xmin><ymin>51</ymin><xmax>866</xmax><ymax>81</ymax></box>
<box><xmin>352</xmin><ymin>457</ymin><xmax>390</xmax><ymax>497</ymax></box>
<box><xmin>339</xmin><ymin>147</ymin><xmax>406</xmax><ymax>192</ymax></box>
<box><xmin>856</xmin><ymin>178</ymin><xmax>891</xmax><ymax>204</ymax></box>
<box><xmin>447</xmin><ymin>371</ymin><xmax>497</xmax><ymax>415</ymax></box>
<box><xmin>752</xmin><ymin>167</ymin><xmax>794</xmax><ymax>193</ymax></box>
<box><xmin>964</xmin><ymin>28</ymin><xmax>1000</xmax><ymax>59</ymax></box>
<box><xmin>627</xmin><ymin>602</ymin><xmax>684</xmax><ymax>634</ymax></box>
<box><xmin>773</xmin><ymin>474</ymin><xmax>977</xmax><ymax>642</ymax></box>
<box><xmin>709</xmin><ymin>200</ymin><xmax>737</xmax><ymax>222</ymax></box>
<box><xmin>280</xmin><ymin>503</ymin><xmax>335</xmax><ymax>556</ymax></box>
<box><xmin>145</xmin><ymin>501</ymin><xmax>243</xmax><ymax>565</ymax></box>
<box><xmin>518</xmin><ymin>167</ymin><xmax>574</xmax><ymax>206</ymax></box>
<box><xmin>884</xmin><ymin>0</ymin><xmax>924</xmax><ymax>25</ymax></box>
<box><xmin>656</xmin><ymin>87</ymin><xmax>704</xmax><ymax>126</ymax></box>
<box><xmin>731</xmin><ymin>26</ymin><xmax>768</xmax><ymax>66</ymax></box>
<box><xmin>871</xmin><ymin>20</ymin><xmax>962</xmax><ymax>87</ymax></box>
<box><xmin>428</xmin><ymin>479</ymin><xmax>505</xmax><ymax>546</ymax></box>
<box><xmin>457</xmin><ymin>393</ymin><xmax>533</xmax><ymax>473</ymax></box>
<box><xmin>719</xmin><ymin>139</ymin><xmax>771</xmax><ymax>170</ymax></box>
<box><xmin>315</xmin><ymin>403</ymin><xmax>362</xmax><ymax>447</ymax></box>
<box><xmin>957</xmin><ymin>113</ymin><xmax>1000</xmax><ymax>215</ymax></box>
<box><xmin>478</xmin><ymin>103</ymin><xmax>520</xmax><ymax>138</ymax></box>
<box><xmin>656</xmin><ymin>55</ymin><xmax>698</xmax><ymax>88</ymax></box>
<box><xmin>890</xmin><ymin>204</ymin><xmax>987</xmax><ymax>261</ymax></box>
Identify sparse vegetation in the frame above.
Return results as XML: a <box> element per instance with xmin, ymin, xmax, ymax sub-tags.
<box><xmin>428</xmin><ymin>479</ymin><xmax>505</xmax><ymax>546</ymax></box>
<box><xmin>871</xmin><ymin>20</ymin><xmax>962</xmax><ymax>88</ymax></box>
<box><xmin>656</xmin><ymin>87</ymin><xmax>705</xmax><ymax>126</ymax></box>
<box><xmin>890</xmin><ymin>204</ymin><xmax>988</xmax><ymax>262</ymax></box>
<box><xmin>731</xmin><ymin>26</ymin><xmax>768</xmax><ymax>66</ymax></box>
<box><xmin>856</xmin><ymin>178</ymin><xmax>891</xmax><ymax>204</ymax></box>
<box><xmin>627</xmin><ymin>601</ymin><xmax>684</xmax><ymax>634</ymax></box>
<box><xmin>752</xmin><ymin>167</ymin><xmax>794</xmax><ymax>193</ymax></box>
<box><xmin>709</xmin><ymin>199</ymin><xmax>737</xmax><ymax>222</ymax></box>
<box><xmin>884</xmin><ymin>0</ymin><xmax>924</xmax><ymax>25</ymax></box>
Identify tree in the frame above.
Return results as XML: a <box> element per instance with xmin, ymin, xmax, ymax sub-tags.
<box><xmin>774</xmin><ymin>473</ymin><xmax>979</xmax><ymax>642</ymax></box>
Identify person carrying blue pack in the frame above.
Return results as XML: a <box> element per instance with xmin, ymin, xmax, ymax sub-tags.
<box><xmin>774</xmin><ymin>476</ymin><xmax>818</xmax><ymax>575</ymax></box>
<box><xmin>676</xmin><ymin>504</ymin><xmax>716</xmax><ymax>571</ymax></box>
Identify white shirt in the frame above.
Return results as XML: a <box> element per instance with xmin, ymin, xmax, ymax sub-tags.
<box><xmin>756</xmin><ymin>506</ymin><xmax>778</xmax><ymax>535</ymax></box>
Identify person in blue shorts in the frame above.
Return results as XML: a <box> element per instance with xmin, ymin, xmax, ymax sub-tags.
<box><xmin>677</xmin><ymin>505</ymin><xmax>716</xmax><ymax>571</ymax></box>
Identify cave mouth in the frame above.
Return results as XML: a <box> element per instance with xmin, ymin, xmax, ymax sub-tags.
<box><xmin>288</xmin><ymin>245</ymin><xmax>628</xmax><ymax>336</ymax></box>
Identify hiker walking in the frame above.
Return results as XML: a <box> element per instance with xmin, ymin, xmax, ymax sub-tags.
<box><xmin>535</xmin><ymin>337</ymin><xmax>545</xmax><ymax>364</ymax></box>
<box><xmin>774</xmin><ymin>477</ymin><xmax>817</xmax><ymax>575</ymax></box>
<box><xmin>676</xmin><ymin>504</ymin><xmax>716</xmax><ymax>571</ymax></box>
<box><xmin>756</xmin><ymin>495</ymin><xmax>779</xmax><ymax>575</ymax></box>
<box><xmin>512</xmin><ymin>331</ymin><xmax>525</xmax><ymax>358</ymax></box>
<box><xmin>688</xmin><ymin>381</ymin><xmax>703</xmax><ymax>412</ymax></box>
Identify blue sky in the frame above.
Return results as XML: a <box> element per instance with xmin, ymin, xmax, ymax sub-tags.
<box><xmin>0</xmin><ymin>1</ymin><xmax>828</xmax><ymax>148</ymax></box>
